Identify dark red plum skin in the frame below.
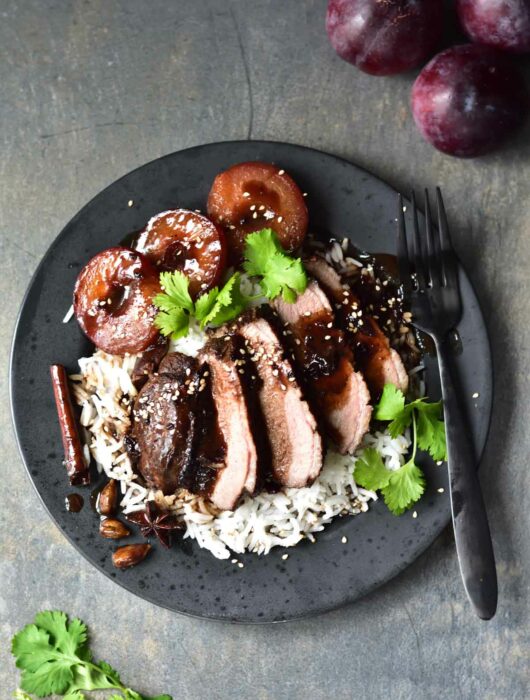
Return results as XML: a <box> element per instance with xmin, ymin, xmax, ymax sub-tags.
<box><xmin>326</xmin><ymin>0</ymin><xmax>444</xmax><ymax>76</ymax></box>
<box><xmin>457</xmin><ymin>0</ymin><xmax>530</xmax><ymax>54</ymax></box>
<box><xmin>411</xmin><ymin>44</ymin><xmax>528</xmax><ymax>157</ymax></box>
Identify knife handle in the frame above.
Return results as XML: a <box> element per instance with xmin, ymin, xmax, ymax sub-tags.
<box><xmin>435</xmin><ymin>338</ymin><xmax>497</xmax><ymax>620</ymax></box>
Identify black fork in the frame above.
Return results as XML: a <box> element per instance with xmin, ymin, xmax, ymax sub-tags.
<box><xmin>397</xmin><ymin>189</ymin><xmax>497</xmax><ymax>620</ymax></box>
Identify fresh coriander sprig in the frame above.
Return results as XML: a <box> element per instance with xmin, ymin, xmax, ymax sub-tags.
<box><xmin>242</xmin><ymin>228</ymin><xmax>307</xmax><ymax>302</ymax></box>
<box><xmin>354</xmin><ymin>384</ymin><xmax>447</xmax><ymax>515</ymax></box>
<box><xmin>153</xmin><ymin>229</ymin><xmax>308</xmax><ymax>339</ymax></box>
<box><xmin>153</xmin><ymin>270</ymin><xmax>248</xmax><ymax>340</ymax></box>
<box><xmin>11</xmin><ymin>610</ymin><xmax>172</xmax><ymax>700</ymax></box>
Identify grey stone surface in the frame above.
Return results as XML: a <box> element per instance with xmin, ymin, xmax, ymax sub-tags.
<box><xmin>1</xmin><ymin>1</ymin><xmax>529</xmax><ymax>697</ymax></box>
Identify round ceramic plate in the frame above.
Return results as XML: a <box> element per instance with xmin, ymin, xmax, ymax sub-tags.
<box><xmin>10</xmin><ymin>141</ymin><xmax>492</xmax><ymax>622</ymax></box>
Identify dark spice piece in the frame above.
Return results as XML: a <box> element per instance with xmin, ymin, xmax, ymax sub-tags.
<box><xmin>125</xmin><ymin>501</ymin><xmax>183</xmax><ymax>548</ymax></box>
<box><xmin>50</xmin><ymin>364</ymin><xmax>90</xmax><ymax>485</ymax></box>
<box><xmin>112</xmin><ymin>543</ymin><xmax>151</xmax><ymax>569</ymax></box>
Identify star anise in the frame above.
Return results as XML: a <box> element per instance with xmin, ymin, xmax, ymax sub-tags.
<box><xmin>125</xmin><ymin>501</ymin><xmax>183</xmax><ymax>548</ymax></box>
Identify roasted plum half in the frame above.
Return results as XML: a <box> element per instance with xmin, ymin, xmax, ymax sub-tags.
<box><xmin>207</xmin><ymin>161</ymin><xmax>308</xmax><ymax>258</ymax></box>
<box><xmin>73</xmin><ymin>247</ymin><xmax>161</xmax><ymax>356</ymax></box>
<box><xmin>134</xmin><ymin>209</ymin><xmax>227</xmax><ymax>297</ymax></box>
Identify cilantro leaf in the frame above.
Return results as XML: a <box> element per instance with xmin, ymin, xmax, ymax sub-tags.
<box><xmin>203</xmin><ymin>273</ymin><xmax>247</xmax><ymax>327</ymax></box>
<box><xmin>354</xmin><ymin>448</ymin><xmax>392</xmax><ymax>491</ymax></box>
<box><xmin>20</xmin><ymin>659</ymin><xmax>74</xmax><ymax>697</ymax></box>
<box><xmin>154</xmin><ymin>307</ymin><xmax>189</xmax><ymax>340</ymax></box>
<box><xmin>158</xmin><ymin>271</ymin><xmax>193</xmax><ymax>312</ymax></box>
<box><xmin>11</xmin><ymin>610</ymin><xmax>173</xmax><ymax>700</ymax></box>
<box><xmin>34</xmin><ymin>611</ymin><xmax>88</xmax><ymax>658</ymax></box>
<box><xmin>374</xmin><ymin>384</ymin><xmax>406</xmax><ymax>420</ymax></box>
<box><xmin>415</xmin><ymin>401</ymin><xmax>447</xmax><ymax>461</ymax></box>
<box><xmin>381</xmin><ymin>461</ymin><xmax>426</xmax><ymax>515</ymax></box>
<box><xmin>12</xmin><ymin>613</ymin><xmax>84</xmax><ymax>696</ymax></box>
<box><xmin>194</xmin><ymin>287</ymin><xmax>219</xmax><ymax>324</ymax></box>
<box><xmin>243</xmin><ymin>229</ymin><xmax>307</xmax><ymax>302</ymax></box>
<box><xmin>388</xmin><ymin>406</ymin><xmax>413</xmax><ymax>438</ymax></box>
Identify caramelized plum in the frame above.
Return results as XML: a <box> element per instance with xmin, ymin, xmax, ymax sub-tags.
<box><xmin>326</xmin><ymin>0</ymin><xmax>444</xmax><ymax>76</ymax></box>
<box><xmin>207</xmin><ymin>161</ymin><xmax>308</xmax><ymax>258</ymax></box>
<box><xmin>411</xmin><ymin>44</ymin><xmax>528</xmax><ymax>157</ymax></box>
<box><xmin>134</xmin><ymin>209</ymin><xmax>226</xmax><ymax>297</ymax></box>
<box><xmin>457</xmin><ymin>0</ymin><xmax>530</xmax><ymax>54</ymax></box>
<box><xmin>74</xmin><ymin>247</ymin><xmax>161</xmax><ymax>355</ymax></box>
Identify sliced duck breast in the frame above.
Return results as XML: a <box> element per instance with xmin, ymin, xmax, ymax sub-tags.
<box><xmin>236</xmin><ymin>313</ymin><xmax>323</xmax><ymax>488</ymax></box>
<box><xmin>272</xmin><ymin>280</ymin><xmax>372</xmax><ymax>454</ymax></box>
<box><xmin>305</xmin><ymin>256</ymin><xmax>409</xmax><ymax>397</ymax></box>
<box><xmin>198</xmin><ymin>338</ymin><xmax>258</xmax><ymax>509</ymax></box>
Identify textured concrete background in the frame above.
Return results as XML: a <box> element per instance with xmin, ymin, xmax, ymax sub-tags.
<box><xmin>1</xmin><ymin>1</ymin><xmax>529</xmax><ymax>697</ymax></box>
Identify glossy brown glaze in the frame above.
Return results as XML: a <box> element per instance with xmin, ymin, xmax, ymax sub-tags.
<box><xmin>131</xmin><ymin>335</ymin><xmax>169</xmax><ymax>390</ymax></box>
<box><xmin>65</xmin><ymin>493</ymin><xmax>84</xmax><ymax>512</ymax></box>
<box><xmin>73</xmin><ymin>247</ymin><xmax>161</xmax><ymax>355</ymax></box>
<box><xmin>305</xmin><ymin>256</ymin><xmax>410</xmax><ymax>397</ymax></box>
<box><xmin>133</xmin><ymin>209</ymin><xmax>227</xmax><ymax>297</ymax></box>
<box><xmin>50</xmin><ymin>364</ymin><xmax>90</xmax><ymax>486</ymax></box>
<box><xmin>131</xmin><ymin>353</ymin><xmax>226</xmax><ymax>499</ymax></box>
<box><xmin>207</xmin><ymin>161</ymin><xmax>308</xmax><ymax>259</ymax></box>
<box><xmin>271</xmin><ymin>283</ymin><xmax>372</xmax><ymax>454</ymax></box>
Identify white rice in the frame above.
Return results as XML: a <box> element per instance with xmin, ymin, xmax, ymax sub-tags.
<box><xmin>70</xmin><ymin>339</ymin><xmax>412</xmax><ymax>559</ymax></box>
<box><xmin>69</xmin><ymin>239</ymin><xmax>419</xmax><ymax>559</ymax></box>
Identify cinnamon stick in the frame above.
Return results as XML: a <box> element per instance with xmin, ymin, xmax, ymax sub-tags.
<box><xmin>50</xmin><ymin>364</ymin><xmax>90</xmax><ymax>485</ymax></box>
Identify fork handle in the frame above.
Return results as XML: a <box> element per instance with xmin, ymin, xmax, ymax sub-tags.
<box><xmin>435</xmin><ymin>338</ymin><xmax>497</xmax><ymax>620</ymax></box>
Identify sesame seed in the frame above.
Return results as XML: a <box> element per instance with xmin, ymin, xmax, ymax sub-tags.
<box><xmin>303</xmin><ymin>192</ymin><xmax>308</xmax><ymax>197</ymax></box>
<box><xmin>252</xmin><ymin>212</ymin><xmax>258</xmax><ymax>219</ymax></box>
<box><xmin>341</xmin><ymin>536</ymin><xmax>348</xmax><ymax>544</ymax></box>
<box><xmin>472</xmin><ymin>392</ymin><xmax>479</xmax><ymax>399</ymax></box>
<box><xmin>278</xmin><ymin>169</ymin><xmax>285</xmax><ymax>175</ymax></box>
<box><xmin>243</xmin><ymin>191</ymin><xmax>250</xmax><ymax>198</ymax></box>
<box><xmin>324</xmin><ymin>335</ymin><xmax>331</xmax><ymax>340</ymax></box>
<box><xmin>231</xmin><ymin>558</ymin><xmax>238</xmax><ymax>564</ymax></box>
<box><xmin>259</xmin><ymin>205</ymin><xmax>265</xmax><ymax>211</ymax></box>
<box><xmin>250</xmin><ymin>204</ymin><xmax>256</xmax><ymax>211</ymax></box>
<box><xmin>436</xmin><ymin>460</ymin><xmax>443</xmax><ymax>466</ymax></box>
<box><xmin>437</xmin><ymin>488</ymin><xmax>445</xmax><ymax>493</ymax></box>
<box><xmin>128</xmin><ymin>199</ymin><xmax>134</xmax><ymax>207</ymax></box>
<box><xmin>412</xmin><ymin>511</ymin><xmax>418</xmax><ymax>519</ymax></box>
<box><xmin>277</xmin><ymin>216</ymin><xmax>283</xmax><ymax>223</ymax></box>
<box><xmin>238</xmin><ymin>562</ymin><xmax>244</xmax><ymax>568</ymax></box>
<box><xmin>281</xmin><ymin>553</ymin><xmax>289</xmax><ymax>560</ymax></box>
<box><xmin>304</xmin><ymin>311</ymin><xmax>311</xmax><ymax>317</ymax></box>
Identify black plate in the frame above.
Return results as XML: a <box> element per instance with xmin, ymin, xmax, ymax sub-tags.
<box><xmin>10</xmin><ymin>141</ymin><xmax>492</xmax><ymax>622</ymax></box>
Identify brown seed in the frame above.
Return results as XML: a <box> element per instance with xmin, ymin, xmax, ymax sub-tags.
<box><xmin>98</xmin><ymin>479</ymin><xmax>118</xmax><ymax>516</ymax></box>
<box><xmin>100</xmin><ymin>518</ymin><xmax>130</xmax><ymax>539</ymax></box>
<box><xmin>112</xmin><ymin>543</ymin><xmax>151</xmax><ymax>569</ymax></box>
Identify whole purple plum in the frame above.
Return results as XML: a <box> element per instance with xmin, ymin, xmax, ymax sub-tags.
<box><xmin>326</xmin><ymin>0</ymin><xmax>444</xmax><ymax>76</ymax></box>
<box><xmin>457</xmin><ymin>0</ymin><xmax>530</xmax><ymax>54</ymax></box>
<box><xmin>411</xmin><ymin>44</ymin><xmax>528</xmax><ymax>157</ymax></box>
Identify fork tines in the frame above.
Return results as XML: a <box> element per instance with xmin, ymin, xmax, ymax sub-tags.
<box><xmin>397</xmin><ymin>188</ymin><xmax>458</xmax><ymax>293</ymax></box>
